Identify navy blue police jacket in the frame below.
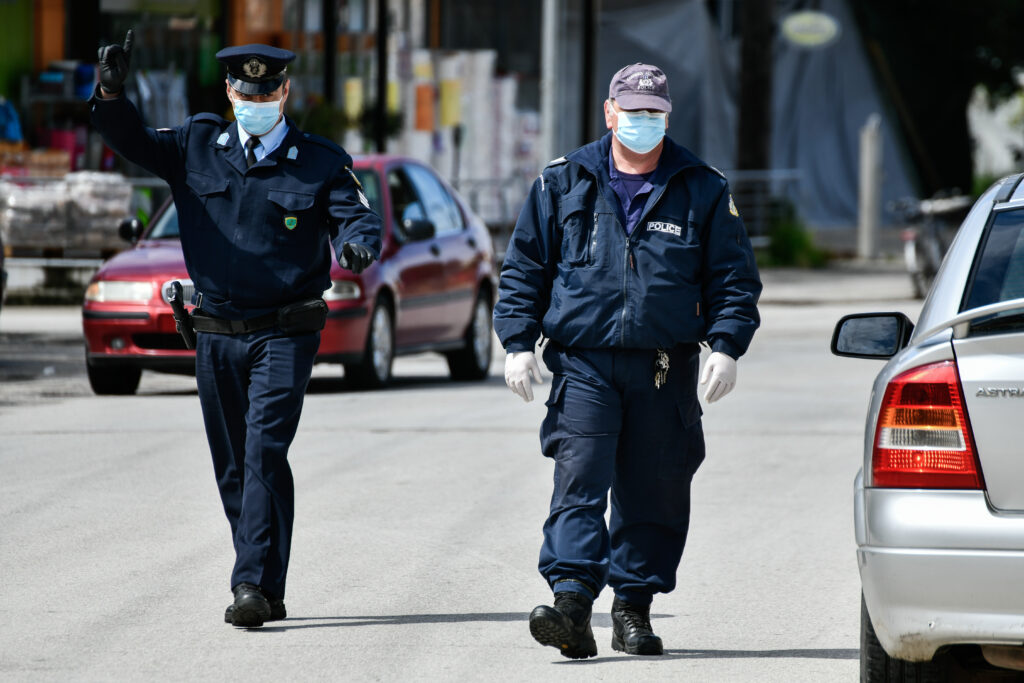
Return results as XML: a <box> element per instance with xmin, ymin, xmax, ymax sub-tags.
<box><xmin>90</xmin><ymin>86</ymin><xmax>382</xmax><ymax>320</ymax></box>
<box><xmin>494</xmin><ymin>133</ymin><xmax>761</xmax><ymax>358</ymax></box>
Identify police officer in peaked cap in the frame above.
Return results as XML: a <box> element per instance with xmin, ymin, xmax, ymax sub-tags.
<box><xmin>495</xmin><ymin>63</ymin><xmax>761</xmax><ymax>657</ymax></box>
<box><xmin>91</xmin><ymin>32</ymin><xmax>382</xmax><ymax>627</ymax></box>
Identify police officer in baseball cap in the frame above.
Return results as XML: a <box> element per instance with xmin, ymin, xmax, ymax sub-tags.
<box><xmin>496</xmin><ymin>62</ymin><xmax>761</xmax><ymax>658</ymax></box>
<box><xmin>92</xmin><ymin>31</ymin><xmax>382</xmax><ymax>627</ymax></box>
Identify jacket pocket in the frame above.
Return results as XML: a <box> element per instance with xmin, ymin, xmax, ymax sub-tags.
<box><xmin>558</xmin><ymin>194</ymin><xmax>591</xmax><ymax>266</ymax></box>
<box><xmin>268</xmin><ymin>189</ymin><xmax>315</xmax><ymax>212</ymax></box>
<box><xmin>185</xmin><ymin>169</ymin><xmax>229</xmax><ymax>197</ymax></box>
<box><xmin>267</xmin><ymin>189</ymin><xmax>316</xmax><ymax>240</ymax></box>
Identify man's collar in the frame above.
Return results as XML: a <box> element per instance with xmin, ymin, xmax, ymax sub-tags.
<box><xmin>236</xmin><ymin>116</ymin><xmax>288</xmax><ymax>153</ymax></box>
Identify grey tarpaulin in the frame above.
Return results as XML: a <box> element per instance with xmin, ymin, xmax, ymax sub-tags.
<box><xmin>593</xmin><ymin>0</ymin><xmax>919</xmax><ymax>228</ymax></box>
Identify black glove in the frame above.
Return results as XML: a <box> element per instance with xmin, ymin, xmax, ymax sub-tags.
<box><xmin>97</xmin><ymin>29</ymin><xmax>134</xmax><ymax>94</ymax></box>
<box><xmin>341</xmin><ymin>242</ymin><xmax>376</xmax><ymax>274</ymax></box>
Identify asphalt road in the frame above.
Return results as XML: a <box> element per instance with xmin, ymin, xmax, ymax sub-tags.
<box><xmin>0</xmin><ymin>265</ymin><xmax>921</xmax><ymax>681</ymax></box>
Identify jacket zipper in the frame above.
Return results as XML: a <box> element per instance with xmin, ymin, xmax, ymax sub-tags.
<box><xmin>620</xmin><ymin>240</ymin><xmax>630</xmax><ymax>345</ymax></box>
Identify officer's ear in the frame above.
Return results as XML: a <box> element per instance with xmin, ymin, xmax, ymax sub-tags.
<box><xmin>604</xmin><ymin>99</ymin><xmax>617</xmax><ymax>131</ymax></box>
<box><xmin>280</xmin><ymin>79</ymin><xmax>290</xmax><ymax>106</ymax></box>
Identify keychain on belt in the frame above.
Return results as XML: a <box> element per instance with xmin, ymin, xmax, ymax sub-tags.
<box><xmin>655</xmin><ymin>349</ymin><xmax>670</xmax><ymax>389</ymax></box>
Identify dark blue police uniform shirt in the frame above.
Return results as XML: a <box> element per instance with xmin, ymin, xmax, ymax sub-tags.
<box><xmin>608</xmin><ymin>146</ymin><xmax>654</xmax><ymax>235</ymax></box>
<box><xmin>89</xmin><ymin>86</ymin><xmax>382</xmax><ymax>320</ymax></box>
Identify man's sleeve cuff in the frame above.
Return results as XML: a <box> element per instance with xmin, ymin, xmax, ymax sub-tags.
<box><xmin>710</xmin><ymin>337</ymin><xmax>740</xmax><ymax>360</ymax></box>
<box><xmin>503</xmin><ymin>341</ymin><xmax>536</xmax><ymax>354</ymax></box>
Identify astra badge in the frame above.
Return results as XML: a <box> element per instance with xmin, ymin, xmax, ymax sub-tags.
<box><xmin>976</xmin><ymin>387</ymin><xmax>1024</xmax><ymax>397</ymax></box>
<box><xmin>243</xmin><ymin>58</ymin><xmax>268</xmax><ymax>79</ymax></box>
<box><xmin>284</xmin><ymin>216</ymin><xmax>297</xmax><ymax>230</ymax></box>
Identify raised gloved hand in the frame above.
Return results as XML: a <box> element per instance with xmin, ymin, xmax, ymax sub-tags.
<box><xmin>505</xmin><ymin>351</ymin><xmax>543</xmax><ymax>402</ymax></box>
<box><xmin>341</xmin><ymin>242</ymin><xmax>376</xmax><ymax>274</ymax></box>
<box><xmin>700</xmin><ymin>351</ymin><xmax>737</xmax><ymax>404</ymax></box>
<box><xmin>97</xmin><ymin>29</ymin><xmax>134</xmax><ymax>95</ymax></box>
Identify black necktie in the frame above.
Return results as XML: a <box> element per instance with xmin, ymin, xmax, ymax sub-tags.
<box><xmin>245</xmin><ymin>136</ymin><xmax>260</xmax><ymax>168</ymax></box>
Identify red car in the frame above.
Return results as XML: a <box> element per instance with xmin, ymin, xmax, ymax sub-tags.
<box><xmin>82</xmin><ymin>155</ymin><xmax>497</xmax><ymax>394</ymax></box>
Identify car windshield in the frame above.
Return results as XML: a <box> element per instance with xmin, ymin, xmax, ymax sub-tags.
<box><xmin>962</xmin><ymin>208</ymin><xmax>1024</xmax><ymax>332</ymax></box>
<box><xmin>143</xmin><ymin>169</ymin><xmax>382</xmax><ymax>240</ymax></box>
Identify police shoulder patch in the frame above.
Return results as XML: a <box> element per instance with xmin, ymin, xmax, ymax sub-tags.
<box><xmin>346</xmin><ymin>167</ymin><xmax>362</xmax><ymax>189</ymax></box>
<box><xmin>546</xmin><ymin>156</ymin><xmax>568</xmax><ymax>167</ymax></box>
<box><xmin>728</xmin><ymin>194</ymin><xmax>740</xmax><ymax>217</ymax></box>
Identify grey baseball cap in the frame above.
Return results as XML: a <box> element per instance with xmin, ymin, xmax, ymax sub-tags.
<box><xmin>608</xmin><ymin>63</ymin><xmax>672</xmax><ymax>113</ymax></box>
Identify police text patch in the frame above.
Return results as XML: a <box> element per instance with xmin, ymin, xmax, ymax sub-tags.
<box><xmin>648</xmin><ymin>221</ymin><xmax>682</xmax><ymax>237</ymax></box>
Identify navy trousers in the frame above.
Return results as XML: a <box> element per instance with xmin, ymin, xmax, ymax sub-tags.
<box><xmin>538</xmin><ymin>344</ymin><xmax>706</xmax><ymax>606</ymax></box>
<box><xmin>195</xmin><ymin>328</ymin><xmax>319</xmax><ymax>599</ymax></box>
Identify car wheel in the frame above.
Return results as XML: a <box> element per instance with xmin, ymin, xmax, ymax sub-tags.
<box><xmin>445</xmin><ymin>293</ymin><xmax>492</xmax><ymax>381</ymax></box>
<box><xmin>861</xmin><ymin>595</ymin><xmax>948</xmax><ymax>683</ymax></box>
<box><xmin>345</xmin><ymin>299</ymin><xmax>394</xmax><ymax>389</ymax></box>
<box><xmin>86</xmin><ymin>359</ymin><xmax>141</xmax><ymax>395</ymax></box>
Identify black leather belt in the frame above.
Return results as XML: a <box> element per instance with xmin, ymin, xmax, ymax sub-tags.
<box><xmin>189</xmin><ymin>298</ymin><xmax>328</xmax><ymax>336</ymax></box>
<box><xmin>191</xmin><ymin>310</ymin><xmax>279</xmax><ymax>334</ymax></box>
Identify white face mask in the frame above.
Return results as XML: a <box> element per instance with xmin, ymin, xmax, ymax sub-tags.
<box><xmin>232</xmin><ymin>98</ymin><xmax>282</xmax><ymax>136</ymax></box>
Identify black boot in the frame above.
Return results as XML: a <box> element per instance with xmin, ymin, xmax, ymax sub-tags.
<box><xmin>611</xmin><ymin>596</ymin><xmax>664</xmax><ymax>655</ymax></box>
<box><xmin>529</xmin><ymin>592</ymin><xmax>598</xmax><ymax>659</ymax></box>
<box><xmin>228</xmin><ymin>583</ymin><xmax>272</xmax><ymax>627</ymax></box>
<box><xmin>225</xmin><ymin>597</ymin><xmax>286</xmax><ymax>624</ymax></box>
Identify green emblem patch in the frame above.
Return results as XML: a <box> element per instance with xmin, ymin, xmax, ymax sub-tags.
<box><xmin>284</xmin><ymin>216</ymin><xmax>298</xmax><ymax>230</ymax></box>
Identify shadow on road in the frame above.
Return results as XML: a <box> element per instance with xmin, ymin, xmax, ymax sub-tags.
<box><xmin>253</xmin><ymin>611</ymin><xmax>531</xmax><ymax>632</ymax></box>
<box><xmin>553</xmin><ymin>647</ymin><xmax>859</xmax><ymax>664</ymax></box>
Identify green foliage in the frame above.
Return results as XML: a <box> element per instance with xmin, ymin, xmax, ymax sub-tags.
<box><xmin>358</xmin><ymin>104</ymin><xmax>404</xmax><ymax>147</ymax></box>
<box><xmin>756</xmin><ymin>198</ymin><xmax>829</xmax><ymax>269</ymax></box>
<box><xmin>972</xmin><ymin>172</ymin><xmax>1002</xmax><ymax>198</ymax></box>
<box><xmin>296</xmin><ymin>95</ymin><xmax>349</xmax><ymax>144</ymax></box>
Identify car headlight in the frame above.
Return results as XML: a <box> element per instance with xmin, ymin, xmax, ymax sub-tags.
<box><xmin>323</xmin><ymin>279</ymin><xmax>362</xmax><ymax>301</ymax></box>
<box><xmin>84</xmin><ymin>280</ymin><xmax>154</xmax><ymax>303</ymax></box>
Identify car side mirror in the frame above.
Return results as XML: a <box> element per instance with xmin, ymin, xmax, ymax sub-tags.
<box><xmin>402</xmin><ymin>218</ymin><xmax>435</xmax><ymax>242</ymax></box>
<box><xmin>831</xmin><ymin>312</ymin><xmax>915</xmax><ymax>359</ymax></box>
<box><xmin>118</xmin><ymin>217</ymin><xmax>144</xmax><ymax>244</ymax></box>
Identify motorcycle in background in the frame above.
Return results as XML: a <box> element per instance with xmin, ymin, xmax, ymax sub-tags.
<box><xmin>892</xmin><ymin>193</ymin><xmax>973</xmax><ymax>299</ymax></box>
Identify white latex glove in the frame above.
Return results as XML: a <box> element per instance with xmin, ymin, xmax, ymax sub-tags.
<box><xmin>504</xmin><ymin>351</ymin><xmax>543</xmax><ymax>402</ymax></box>
<box><xmin>700</xmin><ymin>351</ymin><xmax>737</xmax><ymax>404</ymax></box>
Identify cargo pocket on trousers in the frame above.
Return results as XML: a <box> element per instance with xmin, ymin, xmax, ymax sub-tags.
<box><xmin>539</xmin><ymin>374</ymin><xmax>568</xmax><ymax>458</ymax></box>
<box><xmin>658</xmin><ymin>387</ymin><xmax>706</xmax><ymax>481</ymax></box>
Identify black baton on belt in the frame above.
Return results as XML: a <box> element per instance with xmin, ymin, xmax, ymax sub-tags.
<box><xmin>168</xmin><ymin>281</ymin><xmax>196</xmax><ymax>350</ymax></box>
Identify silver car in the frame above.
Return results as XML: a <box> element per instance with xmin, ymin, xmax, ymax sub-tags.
<box><xmin>833</xmin><ymin>174</ymin><xmax>1024</xmax><ymax>681</ymax></box>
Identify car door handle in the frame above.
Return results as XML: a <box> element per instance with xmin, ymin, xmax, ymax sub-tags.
<box><xmin>430</xmin><ymin>243</ymin><xmax>441</xmax><ymax>257</ymax></box>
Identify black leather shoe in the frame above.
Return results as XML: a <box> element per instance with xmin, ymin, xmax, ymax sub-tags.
<box><xmin>529</xmin><ymin>592</ymin><xmax>598</xmax><ymax>659</ymax></box>
<box><xmin>224</xmin><ymin>598</ymin><xmax>286</xmax><ymax>624</ymax></box>
<box><xmin>611</xmin><ymin>596</ymin><xmax>664</xmax><ymax>655</ymax></box>
<box><xmin>228</xmin><ymin>583</ymin><xmax>272</xmax><ymax>627</ymax></box>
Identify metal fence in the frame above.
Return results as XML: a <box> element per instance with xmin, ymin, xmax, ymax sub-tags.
<box><xmin>725</xmin><ymin>169</ymin><xmax>802</xmax><ymax>248</ymax></box>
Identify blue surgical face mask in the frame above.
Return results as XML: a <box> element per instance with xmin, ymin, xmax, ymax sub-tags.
<box><xmin>614</xmin><ymin>109</ymin><xmax>667</xmax><ymax>154</ymax></box>
<box><xmin>232</xmin><ymin>98</ymin><xmax>282</xmax><ymax>136</ymax></box>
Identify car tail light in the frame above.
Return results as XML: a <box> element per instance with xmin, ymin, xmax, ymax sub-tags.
<box><xmin>872</xmin><ymin>361</ymin><xmax>982</xmax><ymax>489</ymax></box>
